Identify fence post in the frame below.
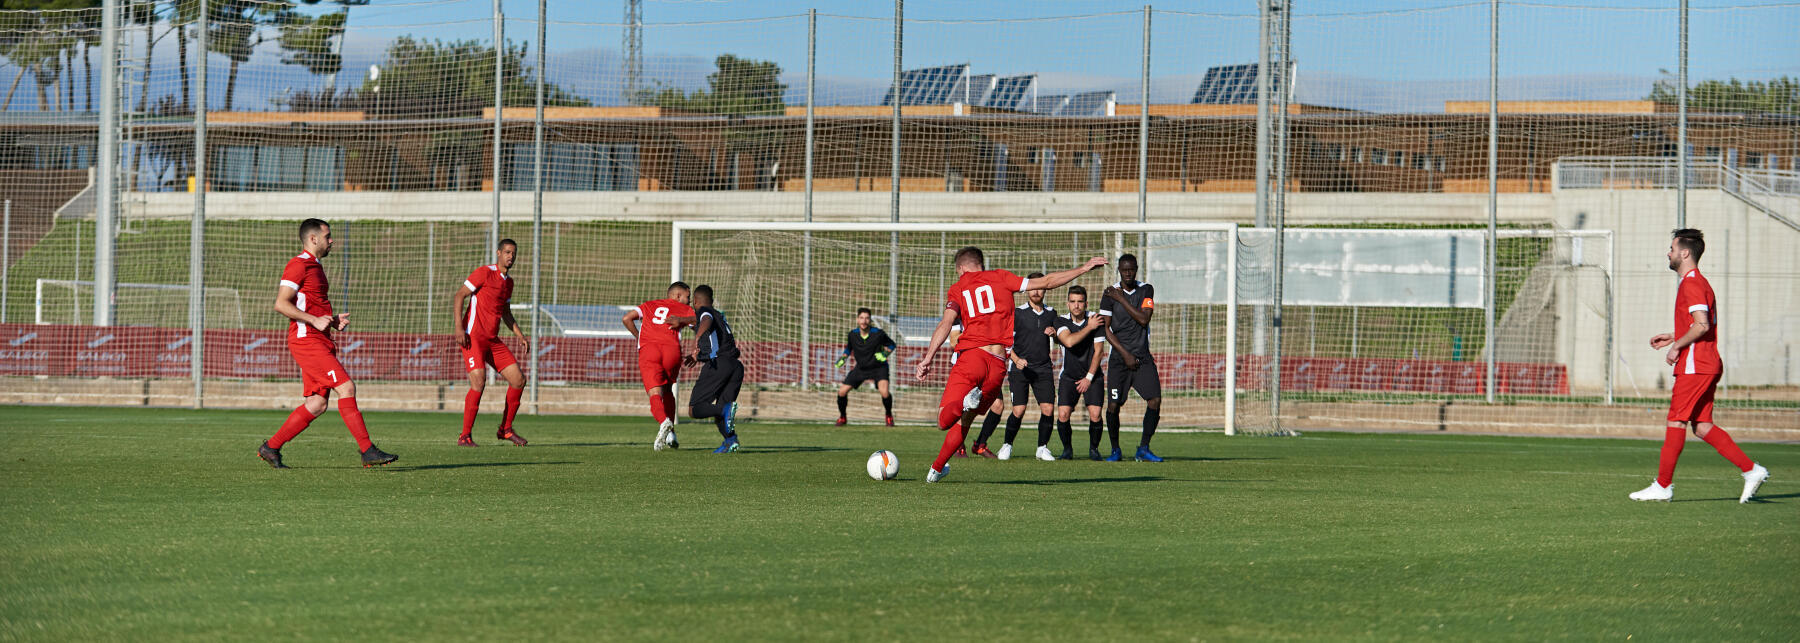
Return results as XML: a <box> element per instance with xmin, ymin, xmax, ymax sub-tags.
<box><xmin>1137</xmin><ymin>5</ymin><xmax>1150</xmax><ymax>224</ymax></box>
<box><xmin>190</xmin><ymin>0</ymin><xmax>208</xmax><ymax>409</ymax></box>
<box><xmin>2</xmin><ymin>200</ymin><xmax>10</xmax><ymax>323</ymax></box>
<box><xmin>529</xmin><ymin>0</ymin><xmax>546</xmax><ymax>413</ymax></box>
<box><xmin>95</xmin><ymin>0</ymin><xmax>119</xmax><ymax>327</ymax></box>
<box><xmin>1485</xmin><ymin>0</ymin><xmax>1499</xmax><ymax>404</ymax></box>
<box><xmin>802</xmin><ymin>8</ymin><xmax>816</xmax><ymax>388</ymax></box>
<box><xmin>1676</xmin><ymin>0</ymin><xmax>1688</xmax><ymax>229</ymax></box>
<box><xmin>491</xmin><ymin>0</ymin><xmax>504</xmax><ymax>262</ymax></box>
<box><xmin>888</xmin><ymin>1</ymin><xmax>902</xmax><ymax>321</ymax></box>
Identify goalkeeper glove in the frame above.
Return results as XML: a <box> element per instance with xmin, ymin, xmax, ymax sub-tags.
<box><xmin>834</xmin><ymin>356</ymin><xmax>847</xmax><ymax>369</ymax></box>
<box><xmin>874</xmin><ymin>350</ymin><xmax>890</xmax><ymax>363</ymax></box>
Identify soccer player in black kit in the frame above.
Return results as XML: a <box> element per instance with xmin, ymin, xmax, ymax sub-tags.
<box><xmin>1055</xmin><ymin>285</ymin><xmax>1109</xmax><ymax>460</ymax></box>
<box><xmin>971</xmin><ymin>272</ymin><xmax>1059</xmax><ymax>461</ymax></box>
<box><xmin>835</xmin><ymin>308</ymin><xmax>897</xmax><ymax>426</ymax></box>
<box><xmin>1100</xmin><ymin>254</ymin><xmax>1163</xmax><ymax>462</ymax></box>
<box><xmin>685</xmin><ymin>285</ymin><xmax>744</xmax><ymax>453</ymax></box>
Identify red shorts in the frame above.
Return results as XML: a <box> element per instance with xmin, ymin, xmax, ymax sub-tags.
<box><xmin>1667</xmin><ymin>373</ymin><xmax>1720</xmax><ymax>424</ymax></box>
<box><xmin>638</xmin><ymin>342</ymin><xmax>682</xmax><ymax>390</ymax></box>
<box><xmin>461</xmin><ymin>335</ymin><xmax>518</xmax><ymax>373</ymax></box>
<box><xmin>938</xmin><ymin>348</ymin><xmax>1008</xmax><ymax>428</ymax></box>
<box><xmin>290</xmin><ymin>340</ymin><xmax>351</xmax><ymax>398</ymax></box>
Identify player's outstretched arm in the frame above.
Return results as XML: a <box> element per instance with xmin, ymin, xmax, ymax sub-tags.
<box><xmin>275</xmin><ymin>285</ymin><xmax>330</xmax><ymax>332</ymax></box>
<box><xmin>1030</xmin><ymin>256</ymin><xmax>1109</xmax><ymax>292</ymax></box>
<box><xmin>621</xmin><ymin>308</ymin><xmax>642</xmax><ymax>339</ymax></box>
<box><xmin>452</xmin><ymin>284</ymin><xmax>475</xmax><ymax>347</ymax></box>
<box><xmin>914</xmin><ymin>308</ymin><xmax>960</xmax><ymax>380</ymax></box>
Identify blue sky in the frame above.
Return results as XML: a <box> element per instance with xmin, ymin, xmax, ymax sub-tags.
<box><xmin>4</xmin><ymin>0</ymin><xmax>1795</xmax><ymax>113</ymax></box>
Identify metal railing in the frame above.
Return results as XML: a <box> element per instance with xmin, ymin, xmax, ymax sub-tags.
<box><xmin>1554</xmin><ymin>156</ymin><xmax>1800</xmax><ymax>194</ymax></box>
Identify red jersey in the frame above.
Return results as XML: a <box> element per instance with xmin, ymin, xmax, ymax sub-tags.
<box><xmin>636</xmin><ymin>298</ymin><xmax>695</xmax><ymax>349</ymax></box>
<box><xmin>944</xmin><ymin>269</ymin><xmax>1029</xmax><ymax>352</ymax></box>
<box><xmin>1674</xmin><ymin>269</ymin><xmax>1721</xmax><ymax>375</ymax></box>
<box><xmin>279</xmin><ymin>250</ymin><xmax>334</xmax><ymax>346</ymax></box>
<box><xmin>461</xmin><ymin>264</ymin><xmax>514</xmax><ymax>338</ymax></box>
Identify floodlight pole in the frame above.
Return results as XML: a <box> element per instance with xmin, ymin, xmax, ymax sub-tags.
<box><xmin>1269</xmin><ymin>0</ymin><xmax>1291</xmax><ymax>433</ymax></box>
<box><xmin>1252</xmin><ymin>0</ymin><xmax>1270</xmax><ymax>360</ymax></box>
<box><xmin>1485</xmin><ymin>0</ymin><xmax>1498</xmax><ymax>403</ymax></box>
<box><xmin>190</xmin><ymin>0</ymin><xmax>209</xmax><ymax>408</ymax></box>
<box><xmin>802</xmin><ymin>8</ymin><xmax>817</xmax><ymax>388</ymax></box>
<box><xmin>529</xmin><ymin>0</ymin><xmax>546</xmax><ymax>412</ymax></box>
<box><xmin>95</xmin><ymin>0</ymin><xmax>119</xmax><ymax>327</ymax></box>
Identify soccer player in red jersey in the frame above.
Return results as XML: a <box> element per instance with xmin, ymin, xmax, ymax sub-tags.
<box><xmin>257</xmin><ymin>218</ymin><xmax>398</xmax><ymax>469</ymax></box>
<box><xmin>623</xmin><ymin>281</ymin><xmax>697</xmax><ymax>451</ymax></box>
<box><xmin>913</xmin><ymin>247</ymin><xmax>1107</xmax><ymax>482</ymax></box>
<box><xmin>1631</xmin><ymin>229</ymin><xmax>1769</xmax><ymax>503</ymax></box>
<box><xmin>451</xmin><ymin>238</ymin><xmax>530</xmax><ymax>447</ymax></box>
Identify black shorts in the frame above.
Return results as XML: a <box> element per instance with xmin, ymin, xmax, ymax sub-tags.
<box><xmin>1106</xmin><ymin>356</ymin><xmax>1161</xmax><ymax>404</ymax></box>
<box><xmin>690</xmin><ymin>357</ymin><xmax>744</xmax><ymax>408</ymax></box>
<box><xmin>842</xmin><ymin>365</ymin><xmax>889</xmax><ymax>388</ymax></box>
<box><xmin>1008</xmin><ymin>363</ymin><xmax>1055</xmax><ymax>406</ymax></box>
<box><xmin>1057</xmin><ymin>373</ymin><xmax>1107</xmax><ymax>409</ymax></box>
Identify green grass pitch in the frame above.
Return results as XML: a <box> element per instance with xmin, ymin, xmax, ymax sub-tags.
<box><xmin>2</xmin><ymin>405</ymin><xmax>1795</xmax><ymax>640</ymax></box>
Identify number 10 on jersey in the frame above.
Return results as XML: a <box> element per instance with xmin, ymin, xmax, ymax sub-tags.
<box><xmin>961</xmin><ymin>285</ymin><xmax>996</xmax><ymax>317</ymax></box>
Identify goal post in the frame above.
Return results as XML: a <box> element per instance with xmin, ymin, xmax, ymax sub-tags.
<box><xmin>672</xmin><ymin>221</ymin><xmax>1246</xmax><ymax>434</ymax></box>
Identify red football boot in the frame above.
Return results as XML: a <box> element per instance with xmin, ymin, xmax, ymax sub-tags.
<box><xmin>457</xmin><ymin>435</ymin><xmax>477</xmax><ymax>447</ymax></box>
<box><xmin>497</xmin><ymin>428</ymin><xmax>528</xmax><ymax>446</ymax></box>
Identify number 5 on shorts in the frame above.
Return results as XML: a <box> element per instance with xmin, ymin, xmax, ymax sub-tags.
<box><xmin>468</xmin><ymin>357</ymin><xmax>478</xmax><ymax>369</ymax></box>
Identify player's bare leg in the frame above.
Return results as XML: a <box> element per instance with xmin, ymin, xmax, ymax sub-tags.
<box><xmin>495</xmin><ymin>363</ymin><xmax>528</xmax><ymax>445</ymax></box>
<box><xmin>459</xmin><ymin>367</ymin><xmax>487</xmax><ymax>446</ymax></box>
<box><xmin>877</xmin><ymin>379</ymin><xmax>894</xmax><ymax>426</ymax></box>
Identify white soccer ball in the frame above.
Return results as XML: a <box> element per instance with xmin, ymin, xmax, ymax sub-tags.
<box><xmin>867</xmin><ymin>450</ymin><xmax>899</xmax><ymax>481</ymax></box>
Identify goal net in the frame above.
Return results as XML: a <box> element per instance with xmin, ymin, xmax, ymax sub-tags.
<box><xmin>672</xmin><ymin>222</ymin><xmax>1252</xmax><ymax>434</ymax></box>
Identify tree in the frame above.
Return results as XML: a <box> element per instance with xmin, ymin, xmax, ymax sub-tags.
<box><xmin>635</xmin><ymin>54</ymin><xmax>787</xmax><ymax>116</ymax></box>
<box><xmin>1648</xmin><ymin>73</ymin><xmax>1800</xmax><ymax>116</ymax></box>
<box><xmin>343</xmin><ymin>36</ymin><xmax>589</xmax><ymax>119</ymax></box>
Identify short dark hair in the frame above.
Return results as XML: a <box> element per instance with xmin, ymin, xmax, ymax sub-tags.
<box><xmin>954</xmin><ymin>246</ymin><xmax>985</xmax><ymax>269</ymax></box>
<box><xmin>1027</xmin><ymin>271</ymin><xmax>1045</xmax><ymax>280</ymax></box>
<box><xmin>1672</xmin><ymin>228</ymin><xmax>1705</xmax><ymax>261</ymax></box>
<box><xmin>856</xmin><ymin>307</ymin><xmax>873</xmax><ymax>317</ymax></box>
<box><xmin>693</xmin><ymin>284</ymin><xmax>713</xmax><ymax>301</ymax></box>
<box><xmin>668</xmin><ymin>281</ymin><xmax>690</xmax><ymax>293</ymax></box>
<box><xmin>498</xmin><ymin>238</ymin><xmax>518</xmax><ymax>251</ymax></box>
<box><xmin>1118</xmin><ymin>252</ymin><xmax>1138</xmax><ymax>266</ymax></box>
<box><xmin>298</xmin><ymin>218</ymin><xmax>328</xmax><ymax>241</ymax></box>
<box><xmin>1068</xmin><ymin>285</ymin><xmax>1087</xmax><ymax>299</ymax></box>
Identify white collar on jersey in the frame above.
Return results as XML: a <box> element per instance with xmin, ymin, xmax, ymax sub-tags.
<box><xmin>298</xmin><ymin>251</ymin><xmax>313</xmax><ymax>260</ymax></box>
<box><xmin>1111</xmin><ymin>280</ymin><xmax>1146</xmax><ymax>295</ymax></box>
<box><xmin>488</xmin><ymin>265</ymin><xmax>511</xmax><ymax>280</ymax></box>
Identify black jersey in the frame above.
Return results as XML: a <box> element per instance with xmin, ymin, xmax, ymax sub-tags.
<box><xmin>1055</xmin><ymin>312</ymin><xmax>1106</xmax><ymax>376</ymax></box>
<box><xmin>844</xmin><ymin>327</ymin><xmax>896</xmax><ymax>369</ymax></box>
<box><xmin>1011</xmin><ymin>303</ymin><xmax>1058</xmax><ymax>368</ymax></box>
<box><xmin>696</xmin><ymin>305</ymin><xmax>739</xmax><ymax>361</ymax></box>
<box><xmin>1099</xmin><ymin>281</ymin><xmax>1154</xmax><ymax>361</ymax></box>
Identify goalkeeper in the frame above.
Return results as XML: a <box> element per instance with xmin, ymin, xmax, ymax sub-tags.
<box><xmin>835</xmin><ymin>308</ymin><xmax>898</xmax><ymax>426</ymax></box>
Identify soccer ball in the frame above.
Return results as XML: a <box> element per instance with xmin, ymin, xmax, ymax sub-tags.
<box><xmin>866</xmin><ymin>450</ymin><xmax>899</xmax><ymax>481</ymax></box>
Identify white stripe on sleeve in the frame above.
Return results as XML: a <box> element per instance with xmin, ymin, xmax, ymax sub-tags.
<box><xmin>1688</xmin><ymin>304</ymin><xmax>1709</xmax><ymax>313</ymax></box>
<box><xmin>464</xmin><ymin>280</ymin><xmax>477</xmax><ymax>292</ymax></box>
<box><xmin>280</xmin><ymin>280</ymin><xmax>300</xmax><ymax>290</ymax></box>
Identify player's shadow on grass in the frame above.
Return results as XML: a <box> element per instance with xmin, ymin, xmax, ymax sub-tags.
<box><xmin>1674</xmin><ymin>491</ymin><xmax>1797</xmax><ymax>504</ymax></box>
<box><xmin>1156</xmin><ymin>456</ymin><xmax>1281</xmax><ymax>462</ymax></box>
<box><xmin>738</xmin><ymin>445</ymin><xmax>855</xmax><ymax>454</ymax></box>
<box><xmin>982</xmin><ymin>476</ymin><xmax>1275</xmax><ymax>485</ymax></box>
<box><xmin>387</xmin><ymin>460</ymin><xmax>581</xmax><ymax>472</ymax></box>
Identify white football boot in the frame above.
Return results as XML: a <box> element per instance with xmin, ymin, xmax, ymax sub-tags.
<box><xmin>653</xmin><ymin>419</ymin><xmax>674</xmax><ymax>451</ymax></box>
<box><xmin>996</xmin><ymin>443</ymin><xmax>1013</xmax><ymax>460</ymax></box>
<box><xmin>1035</xmin><ymin>445</ymin><xmax>1056</xmax><ymax>461</ymax></box>
<box><xmin>1629</xmin><ymin>481</ymin><xmax>1673</xmax><ymax>502</ymax></box>
<box><xmin>1740</xmin><ymin>464</ymin><xmax>1769</xmax><ymax>504</ymax></box>
<box><xmin>926</xmin><ymin>464</ymin><xmax>950</xmax><ymax>483</ymax></box>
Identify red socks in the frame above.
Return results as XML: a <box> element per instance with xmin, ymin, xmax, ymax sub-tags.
<box><xmin>267</xmin><ymin>404</ymin><xmax>319</xmax><ymax>449</ymax></box>
<box><xmin>502</xmin><ymin>387</ymin><xmax>524</xmax><ymax>432</ymax></box>
<box><xmin>461</xmin><ymin>389</ymin><xmax>483</xmax><ymax>437</ymax></box>
<box><xmin>338</xmin><ymin>397</ymin><xmax>374</xmax><ymax>451</ymax></box>
<box><xmin>1656</xmin><ymin>427</ymin><xmax>1685</xmax><ymax>488</ymax></box>
<box><xmin>1700</xmin><ymin>425</ymin><xmax>1755</xmax><ymax>472</ymax></box>
<box><xmin>649</xmin><ymin>392</ymin><xmax>668</xmax><ymax>424</ymax></box>
<box><xmin>932</xmin><ymin>423</ymin><xmax>966</xmax><ymax>473</ymax></box>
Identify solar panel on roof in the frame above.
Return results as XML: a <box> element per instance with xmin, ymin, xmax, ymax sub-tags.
<box><xmin>1034</xmin><ymin>95</ymin><xmax>1068</xmax><ymax>115</ymax></box>
<box><xmin>1191</xmin><ymin>62</ymin><xmax>1293</xmax><ymax>105</ymax></box>
<box><xmin>882</xmin><ymin>63</ymin><xmax>970</xmax><ymax>106</ymax></box>
<box><xmin>985</xmin><ymin>74</ymin><xmax>1035</xmax><ymax>110</ymax></box>
<box><xmin>1061</xmin><ymin>91</ymin><xmax>1115</xmax><ymax>117</ymax></box>
<box><xmin>966</xmin><ymin>74</ymin><xmax>996</xmax><ymax>105</ymax></box>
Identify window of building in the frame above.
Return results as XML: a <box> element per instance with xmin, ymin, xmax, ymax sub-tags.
<box><xmin>212</xmin><ymin>145</ymin><xmax>342</xmax><ymax>191</ymax></box>
<box><xmin>503</xmin><ymin>142</ymin><xmax>640</xmax><ymax>191</ymax></box>
<box><xmin>1370</xmin><ymin>148</ymin><xmax>1387</xmax><ymax>165</ymax></box>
